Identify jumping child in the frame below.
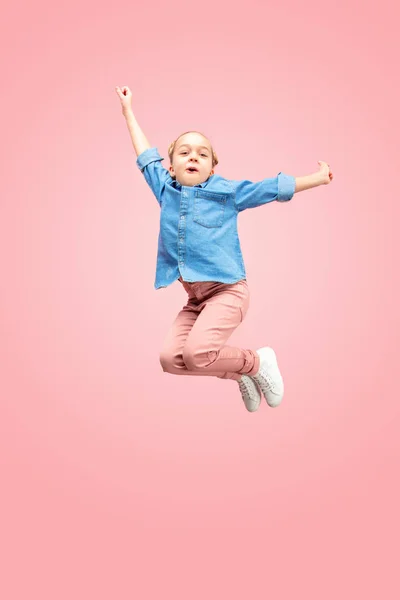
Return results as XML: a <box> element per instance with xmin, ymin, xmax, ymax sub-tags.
<box><xmin>116</xmin><ymin>85</ymin><xmax>333</xmax><ymax>412</ymax></box>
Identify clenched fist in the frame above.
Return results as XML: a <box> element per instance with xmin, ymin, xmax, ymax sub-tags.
<box><xmin>115</xmin><ymin>86</ymin><xmax>133</xmax><ymax>115</ymax></box>
<box><xmin>317</xmin><ymin>161</ymin><xmax>333</xmax><ymax>185</ymax></box>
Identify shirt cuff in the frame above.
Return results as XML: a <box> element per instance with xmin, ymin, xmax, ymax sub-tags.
<box><xmin>277</xmin><ymin>172</ymin><xmax>296</xmax><ymax>201</ymax></box>
<box><xmin>136</xmin><ymin>147</ymin><xmax>164</xmax><ymax>171</ymax></box>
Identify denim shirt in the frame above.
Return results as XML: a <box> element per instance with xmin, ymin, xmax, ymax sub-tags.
<box><xmin>136</xmin><ymin>147</ymin><xmax>296</xmax><ymax>289</ymax></box>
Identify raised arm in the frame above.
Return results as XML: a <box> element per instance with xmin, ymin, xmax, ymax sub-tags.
<box><xmin>115</xmin><ymin>86</ymin><xmax>151</xmax><ymax>157</ymax></box>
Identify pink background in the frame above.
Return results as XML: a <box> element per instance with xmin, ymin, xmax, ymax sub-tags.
<box><xmin>1</xmin><ymin>0</ymin><xmax>399</xmax><ymax>598</ymax></box>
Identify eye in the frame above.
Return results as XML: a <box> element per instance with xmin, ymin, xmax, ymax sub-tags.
<box><xmin>201</xmin><ymin>154</ymin><xmax>208</xmax><ymax>157</ymax></box>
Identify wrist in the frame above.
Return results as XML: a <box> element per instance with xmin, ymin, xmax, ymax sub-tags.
<box><xmin>123</xmin><ymin>107</ymin><xmax>134</xmax><ymax>119</ymax></box>
<box><xmin>314</xmin><ymin>171</ymin><xmax>325</xmax><ymax>186</ymax></box>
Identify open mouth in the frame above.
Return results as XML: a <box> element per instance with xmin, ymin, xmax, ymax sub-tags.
<box><xmin>186</xmin><ymin>167</ymin><xmax>198</xmax><ymax>173</ymax></box>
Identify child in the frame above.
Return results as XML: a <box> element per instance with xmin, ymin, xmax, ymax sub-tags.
<box><xmin>116</xmin><ymin>85</ymin><xmax>333</xmax><ymax>412</ymax></box>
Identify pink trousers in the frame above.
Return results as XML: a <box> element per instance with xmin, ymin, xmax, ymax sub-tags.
<box><xmin>159</xmin><ymin>277</ymin><xmax>260</xmax><ymax>381</ymax></box>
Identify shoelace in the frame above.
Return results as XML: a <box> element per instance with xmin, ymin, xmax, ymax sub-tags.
<box><xmin>254</xmin><ymin>370</ymin><xmax>276</xmax><ymax>393</ymax></box>
<box><xmin>238</xmin><ymin>378</ymin><xmax>254</xmax><ymax>397</ymax></box>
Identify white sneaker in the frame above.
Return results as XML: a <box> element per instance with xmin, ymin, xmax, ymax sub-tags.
<box><xmin>238</xmin><ymin>375</ymin><xmax>261</xmax><ymax>412</ymax></box>
<box><xmin>250</xmin><ymin>347</ymin><xmax>284</xmax><ymax>407</ymax></box>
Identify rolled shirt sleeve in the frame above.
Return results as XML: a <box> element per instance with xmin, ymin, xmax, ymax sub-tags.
<box><xmin>233</xmin><ymin>172</ymin><xmax>296</xmax><ymax>212</ymax></box>
<box><xmin>136</xmin><ymin>147</ymin><xmax>170</xmax><ymax>206</ymax></box>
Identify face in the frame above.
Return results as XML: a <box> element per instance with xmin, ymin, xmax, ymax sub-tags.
<box><xmin>169</xmin><ymin>132</ymin><xmax>214</xmax><ymax>186</ymax></box>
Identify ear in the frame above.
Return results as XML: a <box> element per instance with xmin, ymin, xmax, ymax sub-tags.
<box><xmin>169</xmin><ymin>165</ymin><xmax>175</xmax><ymax>176</ymax></box>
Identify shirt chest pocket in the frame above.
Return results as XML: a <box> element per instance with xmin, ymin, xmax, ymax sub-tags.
<box><xmin>193</xmin><ymin>190</ymin><xmax>228</xmax><ymax>228</ymax></box>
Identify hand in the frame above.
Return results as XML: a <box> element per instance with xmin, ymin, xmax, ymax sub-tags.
<box><xmin>317</xmin><ymin>161</ymin><xmax>333</xmax><ymax>185</ymax></box>
<box><xmin>115</xmin><ymin>85</ymin><xmax>133</xmax><ymax>115</ymax></box>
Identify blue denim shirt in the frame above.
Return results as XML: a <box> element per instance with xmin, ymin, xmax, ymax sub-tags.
<box><xmin>136</xmin><ymin>147</ymin><xmax>296</xmax><ymax>289</ymax></box>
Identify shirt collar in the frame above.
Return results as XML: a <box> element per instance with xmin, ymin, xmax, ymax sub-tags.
<box><xmin>171</xmin><ymin>176</ymin><xmax>213</xmax><ymax>189</ymax></box>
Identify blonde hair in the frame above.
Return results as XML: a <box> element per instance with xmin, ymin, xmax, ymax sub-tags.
<box><xmin>167</xmin><ymin>131</ymin><xmax>219</xmax><ymax>176</ymax></box>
